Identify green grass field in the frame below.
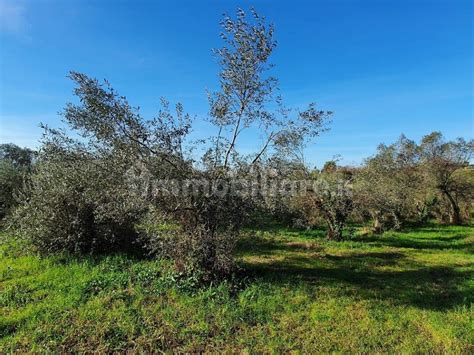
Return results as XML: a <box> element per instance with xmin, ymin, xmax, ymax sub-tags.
<box><xmin>1</xmin><ymin>224</ymin><xmax>473</xmax><ymax>352</ymax></box>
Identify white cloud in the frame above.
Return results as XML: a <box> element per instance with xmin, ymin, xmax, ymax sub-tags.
<box><xmin>0</xmin><ymin>0</ymin><xmax>27</xmax><ymax>35</ymax></box>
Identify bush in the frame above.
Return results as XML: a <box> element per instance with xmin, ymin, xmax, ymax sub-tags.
<box><xmin>294</xmin><ymin>171</ymin><xmax>353</xmax><ymax>241</ymax></box>
<box><xmin>12</xmin><ymin>154</ymin><xmax>145</xmax><ymax>254</ymax></box>
<box><xmin>137</xmin><ymin>194</ymin><xmax>243</xmax><ymax>281</ymax></box>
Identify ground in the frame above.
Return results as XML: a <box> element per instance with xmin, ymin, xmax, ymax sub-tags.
<box><xmin>0</xmin><ymin>224</ymin><xmax>473</xmax><ymax>352</ymax></box>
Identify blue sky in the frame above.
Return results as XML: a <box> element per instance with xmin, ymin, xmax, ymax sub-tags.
<box><xmin>0</xmin><ymin>0</ymin><xmax>472</xmax><ymax>168</ymax></box>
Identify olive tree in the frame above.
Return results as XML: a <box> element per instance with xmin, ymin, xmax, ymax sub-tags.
<box><xmin>354</xmin><ymin>135</ymin><xmax>423</xmax><ymax>232</ymax></box>
<box><xmin>165</xmin><ymin>8</ymin><xmax>331</xmax><ymax>276</ymax></box>
<box><xmin>207</xmin><ymin>8</ymin><xmax>331</xmax><ymax>171</ymax></box>
<box><xmin>294</xmin><ymin>165</ymin><xmax>353</xmax><ymax>240</ymax></box>
<box><xmin>11</xmin><ymin>78</ymin><xmax>181</xmax><ymax>253</ymax></box>
<box><xmin>14</xmin><ymin>8</ymin><xmax>331</xmax><ymax>280</ymax></box>
<box><xmin>419</xmin><ymin>132</ymin><xmax>473</xmax><ymax>224</ymax></box>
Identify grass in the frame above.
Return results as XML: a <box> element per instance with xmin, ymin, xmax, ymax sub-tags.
<box><xmin>0</xmin><ymin>223</ymin><xmax>473</xmax><ymax>352</ymax></box>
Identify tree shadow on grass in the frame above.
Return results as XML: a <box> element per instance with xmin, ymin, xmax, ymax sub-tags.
<box><xmin>420</xmin><ymin>234</ymin><xmax>468</xmax><ymax>242</ymax></box>
<box><xmin>236</xmin><ymin>234</ymin><xmax>325</xmax><ymax>258</ymax></box>
<box><xmin>243</xmin><ymin>257</ymin><xmax>472</xmax><ymax>311</ymax></box>
<box><xmin>238</xmin><ymin>233</ymin><xmax>473</xmax><ymax>311</ymax></box>
<box><xmin>354</xmin><ymin>234</ymin><xmax>473</xmax><ymax>252</ymax></box>
<box><xmin>400</xmin><ymin>222</ymin><xmax>473</xmax><ymax>234</ymax></box>
<box><xmin>324</xmin><ymin>251</ymin><xmax>406</xmax><ymax>266</ymax></box>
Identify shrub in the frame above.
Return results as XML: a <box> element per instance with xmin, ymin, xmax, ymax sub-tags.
<box><xmin>295</xmin><ymin>170</ymin><xmax>353</xmax><ymax>240</ymax></box>
<box><xmin>12</xmin><ymin>153</ymin><xmax>145</xmax><ymax>254</ymax></box>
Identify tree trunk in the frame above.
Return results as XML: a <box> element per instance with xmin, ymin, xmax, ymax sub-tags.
<box><xmin>391</xmin><ymin>212</ymin><xmax>402</xmax><ymax>230</ymax></box>
<box><xmin>372</xmin><ymin>212</ymin><xmax>383</xmax><ymax>234</ymax></box>
<box><xmin>444</xmin><ymin>190</ymin><xmax>461</xmax><ymax>225</ymax></box>
<box><xmin>326</xmin><ymin>222</ymin><xmax>344</xmax><ymax>241</ymax></box>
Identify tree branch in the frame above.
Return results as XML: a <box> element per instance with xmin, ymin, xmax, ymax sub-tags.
<box><xmin>250</xmin><ymin>131</ymin><xmax>276</xmax><ymax>165</ymax></box>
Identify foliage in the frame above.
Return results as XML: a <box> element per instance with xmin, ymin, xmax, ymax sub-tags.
<box><xmin>12</xmin><ymin>152</ymin><xmax>145</xmax><ymax>254</ymax></box>
<box><xmin>207</xmin><ymin>8</ymin><xmax>331</xmax><ymax>169</ymax></box>
<box><xmin>354</xmin><ymin>135</ymin><xmax>423</xmax><ymax>232</ymax></box>
<box><xmin>0</xmin><ymin>143</ymin><xmax>36</xmax><ymax>167</ymax></box>
<box><xmin>0</xmin><ymin>160</ymin><xmax>23</xmax><ymax>219</ymax></box>
<box><xmin>295</xmin><ymin>167</ymin><xmax>353</xmax><ymax>240</ymax></box>
<box><xmin>418</xmin><ymin>132</ymin><xmax>473</xmax><ymax>224</ymax></box>
<box><xmin>354</xmin><ymin>132</ymin><xmax>473</xmax><ymax>231</ymax></box>
<box><xmin>0</xmin><ymin>144</ymin><xmax>36</xmax><ymax>219</ymax></box>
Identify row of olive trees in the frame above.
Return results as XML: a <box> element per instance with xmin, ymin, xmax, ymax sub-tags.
<box><xmin>282</xmin><ymin>133</ymin><xmax>472</xmax><ymax>240</ymax></box>
<box><xmin>355</xmin><ymin>133</ymin><xmax>473</xmax><ymax>231</ymax></box>
<box><xmin>3</xmin><ymin>130</ymin><xmax>471</xmax><ymax>250</ymax></box>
